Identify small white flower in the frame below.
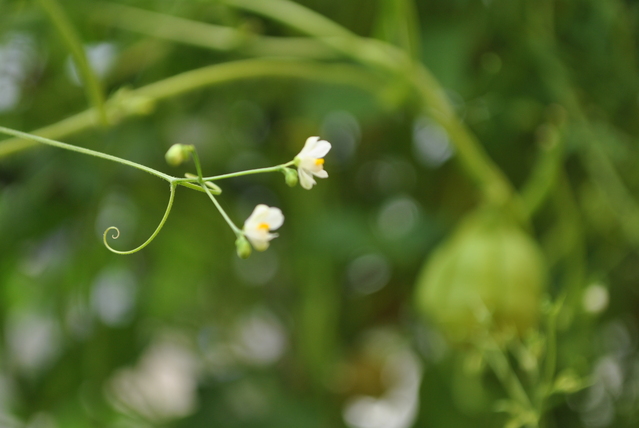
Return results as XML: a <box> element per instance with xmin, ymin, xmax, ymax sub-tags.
<box><xmin>243</xmin><ymin>205</ymin><xmax>284</xmax><ymax>251</ymax></box>
<box><xmin>294</xmin><ymin>136</ymin><xmax>331</xmax><ymax>190</ymax></box>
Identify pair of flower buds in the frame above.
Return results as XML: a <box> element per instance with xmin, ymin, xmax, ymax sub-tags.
<box><xmin>166</xmin><ymin>136</ymin><xmax>331</xmax><ymax>258</ymax></box>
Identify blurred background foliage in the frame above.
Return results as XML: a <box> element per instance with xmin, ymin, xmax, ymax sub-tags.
<box><xmin>1</xmin><ymin>0</ymin><xmax>639</xmax><ymax>427</ymax></box>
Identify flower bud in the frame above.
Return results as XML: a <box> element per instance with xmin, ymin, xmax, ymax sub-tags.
<box><xmin>282</xmin><ymin>167</ymin><xmax>298</xmax><ymax>187</ymax></box>
<box><xmin>415</xmin><ymin>208</ymin><xmax>547</xmax><ymax>343</ymax></box>
<box><xmin>235</xmin><ymin>235</ymin><xmax>252</xmax><ymax>259</ymax></box>
<box><xmin>165</xmin><ymin>144</ymin><xmax>191</xmax><ymax>167</ymax></box>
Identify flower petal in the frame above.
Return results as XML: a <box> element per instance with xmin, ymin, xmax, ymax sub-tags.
<box><xmin>298</xmin><ymin>136</ymin><xmax>320</xmax><ymax>157</ymax></box>
<box><xmin>306</xmin><ymin>139</ymin><xmax>331</xmax><ymax>158</ymax></box>
<box><xmin>247</xmin><ymin>234</ymin><xmax>269</xmax><ymax>251</ymax></box>
<box><xmin>312</xmin><ymin>169</ymin><xmax>328</xmax><ymax>179</ymax></box>
<box><xmin>298</xmin><ymin>168</ymin><xmax>316</xmax><ymax>190</ymax></box>
<box><xmin>244</xmin><ymin>204</ymin><xmax>270</xmax><ymax>229</ymax></box>
<box><xmin>264</xmin><ymin>207</ymin><xmax>284</xmax><ymax>230</ymax></box>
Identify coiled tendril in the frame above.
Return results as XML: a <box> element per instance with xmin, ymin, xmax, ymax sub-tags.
<box><xmin>103</xmin><ymin>183</ymin><xmax>177</xmax><ymax>254</ymax></box>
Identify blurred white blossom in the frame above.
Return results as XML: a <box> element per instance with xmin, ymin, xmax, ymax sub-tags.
<box><xmin>583</xmin><ymin>284</ymin><xmax>609</xmax><ymax>314</ymax></box>
<box><xmin>342</xmin><ymin>330</ymin><xmax>422</xmax><ymax>428</ymax></box>
<box><xmin>108</xmin><ymin>339</ymin><xmax>198</xmax><ymax>422</ymax></box>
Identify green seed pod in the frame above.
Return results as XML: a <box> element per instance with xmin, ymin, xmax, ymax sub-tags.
<box><xmin>415</xmin><ymin>209</ymin><xmax>546</xmax><ymax>343</ymax></box>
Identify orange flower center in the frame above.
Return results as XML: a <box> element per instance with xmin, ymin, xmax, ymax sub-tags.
<box><xmin>257</xmin><ymin>223</ymin><xmax>270</xmax><ymax>230</ymax></box>
<box><xmin>315</xmin><ymin>158</ymin><xmax>325</xmax><ymax>166</ymax></box>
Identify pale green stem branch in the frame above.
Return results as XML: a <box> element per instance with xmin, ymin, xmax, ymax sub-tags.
<box><xmin>0</xmin><ymin>126</ymin><xmax>173</xmax><ymax>181</ymax></box>
<box><xmin>202</xmin><ymin>183</ymin><xmax>242</xmax><ymax>235</ymax></box>
<box><xmin>221</xmin><ymin>0</ymin><xmax>354</xmax><ymax>38</ymax></box>
<box><xmin>190</xmin><ymin>148</ymin><xmax>205</xmax><ymax>181</ymax></box>
<box><xmin>90</xmin><ymin>1</ymin><xmax>337</xmax><ymax>59</ymax></box>
<box><xmin>202</xmin><ymin>161</ymin><xmax>294</xmax><ymax>181</ymax></box>
<box><xmin>37</xmin><ymin>0</ymin><xmax>108</xmax><ymax>125</ymax></box>
<box><xmin>190</xmin><ymin>147</ymin><xmax>242</xmax><ymax>235</ymax></box>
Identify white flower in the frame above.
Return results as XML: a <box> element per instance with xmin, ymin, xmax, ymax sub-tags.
<box><xmin>294</xmin><ymin>136</ymin><xmax>331</xmax><ymax>190</ymax></box>
<box><xmin>243</xmin><ymin>205</ymin><xmax>284</xmax><ymax>251</ymax></box>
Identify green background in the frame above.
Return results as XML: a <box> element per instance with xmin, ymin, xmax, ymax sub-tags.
<box><xmin>1</xmin><ymin>0</ymin><xmax>639</xmax><ymax>427</ymax></box>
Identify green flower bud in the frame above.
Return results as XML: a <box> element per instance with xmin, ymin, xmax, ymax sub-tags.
<box><xmin>165</xmin><ymin>144</ymin><xmax>192</xmax><ymax>167</ymax></box>
<box><xmin>415</xmin><ymin>209</ymin><xmax>547</xmax><ymax>343</ymax></box>
<box><xmin>235</xmin><ymin>235</ymin><xmax>252</xmax><ymax>259</ymax></box>
<box><xmin>282</xmin><ymin>167</ymin><xmax>298</xmax><ymax>187</ymax></box>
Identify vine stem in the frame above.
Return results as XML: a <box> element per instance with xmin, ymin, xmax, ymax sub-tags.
<box><xmin>202</xmin><ymin>161</ymin><xmax>294</xmax><ymax>181</ymax></box>
<box><xmin>191</xmin><ymin>149</ymin><xmax>243</xmax><ymax>236</ymax></box>
<box><xmin>90</xmin><ymin>1</ymin><xmax>337</xmax><ymax>59</ymax></box>
<box><xmin>202</xmin><ymin>184</ymin><xmax>242</xmax><ymax>236</ymax></box>
<box><xmin>103</xmin><ymin>182</ymin><xmax>177</xmax><ymax>254</ymax></box>
<box><xmin>37</xmin><ymin>0</ymin><xmax>108</xmax><ymax>124</ymax></box>
<box><xmin>0</xmin><ymin>126</ymin><xmax>173</xmax><ymax>181</ymax></box>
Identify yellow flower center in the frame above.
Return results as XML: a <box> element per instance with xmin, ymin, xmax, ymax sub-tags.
<box><xmin>257</xmin><ymin>223</ymin><xmax>270</xmax><ymax>230</ymax></box>
<box><xmin>315</xmin><ymin>158</ymin><xmax>325</xmax><ymax>166</ymax></box>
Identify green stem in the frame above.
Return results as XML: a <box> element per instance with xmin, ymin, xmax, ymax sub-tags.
<box><xmin>90</xmin><ymin>1</ymin><xmax>337</xmax><ymax>59</ymax></box>
<box><xmin>0</xmin><ymin>60</ymin><xmax>382</xmax><ymax>158</ymax></box>
<box><xmin>103</xmin><ymin>182</ymin><xmax>177</xmax><ymax>254</ymax></box>
<box><xmin>37</xmin><ymin>0</ymin><xmax>108</xmax><ymax>125</ymax></box>
<box><xmin>538</xmin><ymin>297</ymin><xmax>562</xmax><ymax>412</ymax></box>
<box><xmin>190</xmin><ymin>146</ymin><xmax>242</xmax><ymax>235</ymax></box>
<box><xmin>190</xmin><ymin>148</ymin><xmax>204</xmax><ymax>181</ymax></box>
<box><xmin>203</xmin><ymin>161</ymin><xmax>294</xmax><ymax>181</ymax></box>
<box><xmin>0</xmin><ymin>126</ymin><xmax>173</xmax><ymax>181</ymax></box>
<box><xmin>202</xmin><ymin>184</ymin><xmax>242</xmax><ymax>235</ymax></box>
<box><xmin>481</xmin><ymin>338</ymin><xmax>539</xmax><ymax>428</ymax></box>
<box><xmin>221</xmin><ymin>0</ymin><xmax>354</xmax><ymax>39</ymax></box>
<box><xmin>521</xmin><ymin>123</ymin><xmax>565</xmax><ymax>217</ymax></box>
<box><xmin>485</xmin><ymin>342</ymin><xmax>535</xmax><ymax>412</ymax></box>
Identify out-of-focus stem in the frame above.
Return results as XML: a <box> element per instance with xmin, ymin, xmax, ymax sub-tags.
<box><xmin>525</xmin><ymin>5</ymin><xmax>639</xmax><ymax>247</ymax></box>
<box><xmin>480</xmin><ymin>335</ymin><xmax>538</xmax><ymax>427</ymax></box>
<box><xmin>90</xmin><ymin>1</ymin><xmax>337</xmax><ymax>59</ymax></box>
<box><xmin>521</xmin><ymin>122</ymin><xmax>565</xmax><ymax>216</ymax></box>
<box><xmin>0</xmin><ymin>60</ymin><xmax>382</xmax><ymax>158</ymax></box>
<box><xmin>37</xmin><ymin>0</ymin><xmax>108</xmax><ymax>125</ymax></box>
